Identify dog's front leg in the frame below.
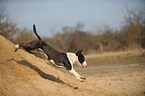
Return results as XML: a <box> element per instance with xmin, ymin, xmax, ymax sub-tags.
<box><xmin>69</xmin><ymin>68</ymin><xmax>86</xmax><ymax>82</ymax></box>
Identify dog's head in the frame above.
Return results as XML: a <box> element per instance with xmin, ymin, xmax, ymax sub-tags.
<box><xmin>76</xmin><ymin>49</ymin><xmax>87</xmax><ymax>67</ymax></box>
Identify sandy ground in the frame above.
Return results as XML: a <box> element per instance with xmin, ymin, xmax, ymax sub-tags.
<box><xmin>0</xmin><ymin>35</ymin><xmax>145</xmax><ymax>96</ymax></box>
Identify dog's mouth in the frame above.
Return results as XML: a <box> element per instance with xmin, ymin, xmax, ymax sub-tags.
<box><xmin>82</xmin><ymin>61</ymin><xmax>87</xmax><ymax>67</ymax></box>
<box><xmin>80</xmin><ymin>61</ymin><xmax>87</xmax><ymax>68</ymax></box>
<box><xmin>79</xmin><ymin>61</ymin><xmax>87</xmax><ymax>68</ymax></box>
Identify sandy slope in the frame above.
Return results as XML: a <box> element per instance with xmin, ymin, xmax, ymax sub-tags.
<box><xmin>0</xmin><ymin>35</ymin><xmax>98</xmax><ymax>96</ymax></box>
<box><xmin>0</xmin><ymin>35</ymin><xmax>145</xmax><ymax>96</ymax></box>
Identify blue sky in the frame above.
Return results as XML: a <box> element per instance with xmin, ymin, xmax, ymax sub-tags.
<box><xmin>1</xmin><ymin>0</ymin><xmax>144</xmax><ymax>37</ymax></box>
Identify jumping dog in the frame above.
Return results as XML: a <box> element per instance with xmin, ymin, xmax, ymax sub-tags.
<box><xmin>15</xmin><ymin>24</ymin><xmax>87</xmax><ymax>82</ymax></box>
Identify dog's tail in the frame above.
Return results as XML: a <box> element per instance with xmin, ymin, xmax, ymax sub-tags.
<box><xmin>33</xmin><ymin>24</ymin><xmax>42</xmax><ymax>40</ymax></box>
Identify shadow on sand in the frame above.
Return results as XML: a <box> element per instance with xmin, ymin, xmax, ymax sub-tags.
<box><xmin>7</xmin><ymin>55</ymin><xmax>78</xmax><ymax>89</ymax></box>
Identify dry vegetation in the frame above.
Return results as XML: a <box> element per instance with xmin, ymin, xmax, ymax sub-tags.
<box><xmin>86</xmin><ymin>49</ymin><xmax>145</xmax><ymax>66</ymax></box>
<box><xmin>1</xmin><ymin>6</ymin><xmax>145</xmax><ymax>54</ymax></box>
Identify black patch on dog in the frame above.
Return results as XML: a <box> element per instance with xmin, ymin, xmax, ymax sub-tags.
<box><xmin>76</xmin><ymin>49</ymin><xmax>85</xmax><ymax>64</ymax></box>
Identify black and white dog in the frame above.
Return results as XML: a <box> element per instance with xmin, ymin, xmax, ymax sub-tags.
<box><xmin>15</xmin><ymin>24</ymin><xmax>87</xmax><ymax>82</ymax></box>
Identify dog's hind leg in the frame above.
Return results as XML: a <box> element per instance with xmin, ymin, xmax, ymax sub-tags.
<box><xmin>48</xmin><ymin>60</ymin><xmax>64</xmax><ymax>68</ymax></box>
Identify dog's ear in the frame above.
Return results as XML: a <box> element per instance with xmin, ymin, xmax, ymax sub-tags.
<box><xmin>76</xmin><ymin>49</ymin><xmax>83</xmax><ymax>56</ymax></box>
<box><xmin>80</xmin><ymin>49</ymin><xmax>83</xmax><ymax>53</ymax></box>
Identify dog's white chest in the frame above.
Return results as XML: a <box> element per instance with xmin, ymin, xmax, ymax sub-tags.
<box><xmin>66</xmin><ymin>53</ymin><xmax>78</xmax><ymax>64</ymax></box>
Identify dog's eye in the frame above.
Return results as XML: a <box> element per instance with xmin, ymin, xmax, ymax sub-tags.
<box><xmin>78</xmin><ymin>55</ymin><xmax>85</xmax><ymax>63</ymax></box>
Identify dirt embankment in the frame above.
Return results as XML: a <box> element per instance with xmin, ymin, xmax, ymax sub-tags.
<box><xmin>0</xmin><ymin>35</ymin><xmax>145</xmax><ymax>96</ymax></box>
<box><xmin>0</xmin><ymin>35</ymin><xmax>98</xmax><ymax>96</ymax></box>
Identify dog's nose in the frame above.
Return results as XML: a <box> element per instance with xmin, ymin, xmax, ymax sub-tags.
<box><xmin>83</xmin><ymin>61</ymin><xmax>87</xmax><ymax>68</ymax></box>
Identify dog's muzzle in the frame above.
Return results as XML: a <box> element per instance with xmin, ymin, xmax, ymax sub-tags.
<box><xmin>82</xmin><ymin>61</ymin><xmax>87</xmax><ymax>67</ymax></box>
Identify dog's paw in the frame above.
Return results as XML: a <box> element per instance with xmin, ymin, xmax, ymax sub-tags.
<box><xmin>14</xmin><ymin>44</ymin><xmax>19</xmax><ymax>52</ymax></box>
<box><xmin>80</xmin><ymin>77</ymin><xmax>86</xmax><ymax>80</ymax></box>
<box><xmin>77</xmin><ymin>78</ymin><xmax>85</xmax><ymax>82</ymax></box>
<box><xmin>76</xmin><ymin>77</ymin><xmax>86</xmax><ymax>82</ymax></box>
<box><xmin>15</xmin><ymin>44</ymin><xmax>19</xmax><ymax>49</ymax></box>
